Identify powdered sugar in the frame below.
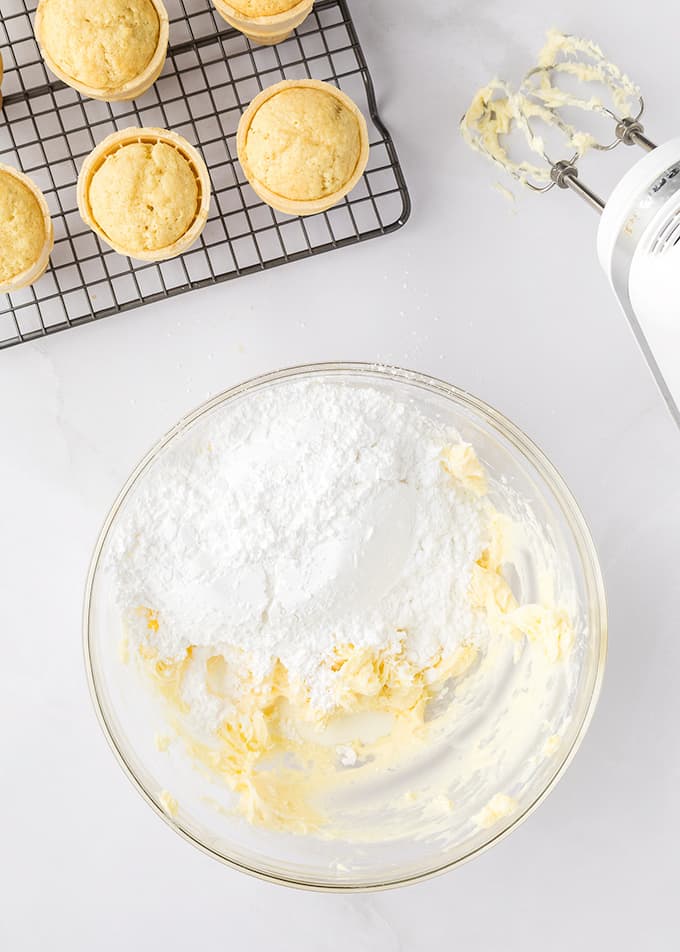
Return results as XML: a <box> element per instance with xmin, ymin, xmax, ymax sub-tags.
<box><xmin>107</xmin><ymin>379</ymin><xmax>491</xmax><ymax>712</ymax></box>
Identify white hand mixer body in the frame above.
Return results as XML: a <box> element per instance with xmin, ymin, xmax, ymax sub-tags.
<box><xmin>597</xmin><ymin>138</ymin><xmax>680</xmax><ymax>426</ymax></box>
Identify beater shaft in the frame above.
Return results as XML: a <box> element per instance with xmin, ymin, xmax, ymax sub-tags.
<box><xmin>615</xmin><ymin>117</ymin><xmax>657</xmax><ymax>152</ymax></box>
<box><xmin>550</xmin><ymin>161</ymin><xmax>605</xmax><ymax>213</ymax></box>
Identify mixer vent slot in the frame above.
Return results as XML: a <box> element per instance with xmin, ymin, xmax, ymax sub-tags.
<box><xmin>651</xmin><ymin>208</ymin><xmax>680</xmax><ymax>256</ymax></box>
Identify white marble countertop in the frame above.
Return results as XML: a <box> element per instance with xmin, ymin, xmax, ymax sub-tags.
<box><xmin>2</xmin><ymin>0</ymin><xmax>678</xmax><ymax>947</ymax></box>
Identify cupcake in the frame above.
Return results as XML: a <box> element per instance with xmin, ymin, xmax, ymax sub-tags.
<box><xmin>237</xmin><ymin>79</ymin><xmax>369</xmax><ymax>215</ymax></box>
<box><xmin>35</xmin><ymin>0</ymin><xmax>169</xmax><ymax>102</ymax></box>
<box><xmin>212</xmin><ymin>0</ymin><xmax>314</xmax><ymax>45</ymax></box>
<box><xmin>77</xmin><ymin>128</ymin><xmax>211</xmax><ymax>262</ymax></box>
<box><xmin>0</xmin><ymin>164</ymin><xmax>54</xmax><ymax>293</ymax></box>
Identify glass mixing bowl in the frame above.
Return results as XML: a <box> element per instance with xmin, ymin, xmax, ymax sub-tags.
<box><xmin>84</xmin><ymin>363</ymin><xmax>606</xmax><ymax>891</ymax></box>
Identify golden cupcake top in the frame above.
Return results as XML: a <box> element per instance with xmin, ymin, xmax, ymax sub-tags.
<box><xmin>36</xmin><ymin>0</ymin><xmax>163</xmax><ymax>95</ymax></box>
<box><xmin>77</xmin><ymin>128</ymin><xmax>211</xmax><ymax>261</ymax></box>
<box><xmin>238</xmin><ymin>80</ymin><xmax>369</xmax><ymax>209</ymax></box>
<box><xmin>227</xmin><ymin>0</ymin><xmax>305</xmax><ymax>13</ymax></box>
<box><xmin>88</xmin><ymin>142</ymin><xmax>198</xmax><ymax>252</ymax></box>
<box><xmin>0</xmin><ymin>167</ymin><xmax>52</xmax><ymax>290</ymax></box>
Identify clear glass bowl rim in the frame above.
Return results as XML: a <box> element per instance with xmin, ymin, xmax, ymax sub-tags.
<box><xmin>83</xmin><ymin>361</ymin><xmax>608</xmax><ymax>892</ymax></box>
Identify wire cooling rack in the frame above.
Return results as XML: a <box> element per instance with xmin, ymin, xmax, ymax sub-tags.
<box><xmin>0</xmin><ymin>0</ymin><xmax>410</xmax><ymax>349</ymax></box>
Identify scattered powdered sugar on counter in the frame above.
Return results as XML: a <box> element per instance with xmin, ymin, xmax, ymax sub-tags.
<box><xmin>107</xmin><ymin>380</ymin><xmax>491</xmax><ymax>711</ymax></box>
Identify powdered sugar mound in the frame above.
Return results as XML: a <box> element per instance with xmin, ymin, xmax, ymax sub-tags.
<box><xmin>108</xmin><ymin>380</ymin><xmax>491</xmax><ymax>710</ymax></box>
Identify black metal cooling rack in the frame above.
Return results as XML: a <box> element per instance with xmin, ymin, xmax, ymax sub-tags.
<box><xmin>0</xmin><ymin>0</ymin><xmax>410</xmax><ymax>349</ymax></box>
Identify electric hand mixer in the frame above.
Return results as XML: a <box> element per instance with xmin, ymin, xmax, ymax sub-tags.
<box><xmin>462</xmin><ymin>34</ymin><xmax>680</xmax><ymax>427</ymax></box>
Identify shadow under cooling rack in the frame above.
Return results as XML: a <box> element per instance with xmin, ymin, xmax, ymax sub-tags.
<box><xmin>0</xmin><ymin>0</ymin><xmax>410</xmax><ymax>349</ymax></box>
